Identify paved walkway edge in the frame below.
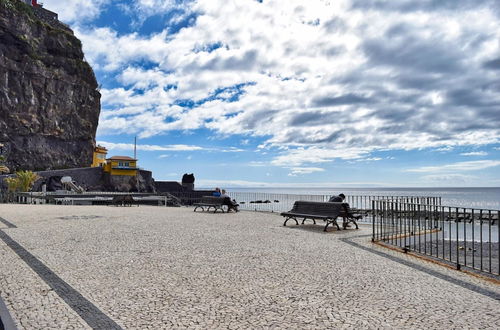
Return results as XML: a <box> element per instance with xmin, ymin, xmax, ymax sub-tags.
<box><xmin>0</xmin><ymin>294</ymin><xmax>17</xmax><ymax>330</ymax></box>
<box><xmin>341</xmin><ymin>236</ymin><xmax>500</xmax><ymax>300</ymax></box>
<box><xmin>0</xmin><ymin>230</ymin><xmax>122</xmax><ymax>330</ymax></box>
<box><xmin>0</xmin><ymin>217</ymin><xmax>16</xmax><ymax>229</ymax></box>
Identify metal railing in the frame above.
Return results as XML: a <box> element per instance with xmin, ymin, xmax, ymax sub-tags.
<box><xmin>1</xmin><ymin>189</ymin><xmax>441</xmax><ymax>211</ymax></box>
<box><xmin>226</xmin><ymin>192</ymin><xmax>440</xmax><ymax>220</ymax></box>
<box><xmin>372</xmin><ymin>200</ymin><xmax>499</xmax><ymax>276</ymax></box>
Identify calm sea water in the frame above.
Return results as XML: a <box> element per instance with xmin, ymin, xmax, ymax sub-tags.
<box><xmin>228</xmin><ymin>187</ymin><xmax>500</xmax><ymax>210</ymax></box>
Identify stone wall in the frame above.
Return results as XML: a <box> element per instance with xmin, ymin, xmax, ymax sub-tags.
<box><xmin>0</xmin><ymin>168</ymin><xmax>157</xmax><ymax>193</ymax></box>
<box><xmin>32</xmin><ymin>6</ymin><xmax>72</xmax><ymax>33</ymax></box>
<box><xmin>102</xmin><ymin>170</ymin><xmax>156</xmax><ymax>193</ymax></box>
<box><xmin>33</xmin><ymin>167</ymin><xmax>104</xmax><ymax>191</ymax></box>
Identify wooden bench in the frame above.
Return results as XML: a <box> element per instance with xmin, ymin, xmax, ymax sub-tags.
<box><xmin>193</xmin><ymin>196</ymin><xmax>227</xmax><ymax>213</ymax></box>
<box><xmin>281</xmin><ymin>201</ymin><xmax>344</xmax><ymax>231</ymax></box>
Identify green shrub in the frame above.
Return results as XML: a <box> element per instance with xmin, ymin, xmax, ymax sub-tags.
<box><xmin>4</xmin><ymin>170</ymin><xmax>40</xmax><ymax>192</ymax></box>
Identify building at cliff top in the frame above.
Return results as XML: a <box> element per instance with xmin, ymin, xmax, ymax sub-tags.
<box><xmin>20</xmin><ymin>0</ymin><xmax>39</xmax><ymax>7</ymax></box>
<box><xmin>19</xmin><ymin>0</ymin><xmax>65</xmax><ymax>29</ymax></box>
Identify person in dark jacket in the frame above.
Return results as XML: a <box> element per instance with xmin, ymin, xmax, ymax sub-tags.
<box><xmin>329</xmin><ymin>193</ymin><xmax>345</xmax><ymax>203</ymax></box>
<box><xmin>328</xmin><ymin>193</ymin><xmax>359</xmax><ymax>227</ymax></box>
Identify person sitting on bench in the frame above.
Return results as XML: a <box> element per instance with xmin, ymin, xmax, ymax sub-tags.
<box><xmin>221</xmin><ymin>189</ymin><xmax>239</xmax><ymax>212</ymax></box>
<box><xmin>328</xmin><ymin>193</ymin><xmax>360</xmax><ymax>227</ymax></box>
<box><xmin>329</xmin><ymin>193</ymin><xmax>345</xmax><ymax>203</ymax></box>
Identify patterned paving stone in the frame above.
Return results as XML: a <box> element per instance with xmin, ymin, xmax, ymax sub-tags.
<box><xmin>0</xmin><ymin>204</ymin><xmax>498</xmax><ymax>329</ymax></box>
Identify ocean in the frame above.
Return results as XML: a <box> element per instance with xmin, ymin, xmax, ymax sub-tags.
<box><xmin>228</xmin><ymin>187</ymin><xmax>500</xmax><ymax>210</ymax></box>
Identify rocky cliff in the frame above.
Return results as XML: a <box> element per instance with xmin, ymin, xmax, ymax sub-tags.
<box><xmin>0</xmin><ymin>0</ymin><xmax>100</xmax><ymax>171</ymax></box>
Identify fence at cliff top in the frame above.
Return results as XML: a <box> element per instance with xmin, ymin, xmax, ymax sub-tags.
<box><xmin>372</xmin><ymin>200</ymin><xmax>499</xmax><ymax>276</ymax></box>
<box><xmin>226</xmin><ymin>192</ymin><xmax>441</xmax><ymax>220</ymax></box>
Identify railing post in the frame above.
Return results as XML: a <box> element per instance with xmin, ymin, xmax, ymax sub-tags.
<box><xmin>441</xmin><ymin>206</ymin><xmax>445</xmax><ymax>260</ymax></box>
<box><xmin>372</xmin><ymin>200</ymin><xmax>376</xmax><ymax>242</ymax></box>
<box><xmin>417</xmin><ymin>204</ymin><xmax>421</xmax><ymax>253</ymax></box>
<box><xmin>489</xmin><ymin>210</ymin><xmax>492</xmax><ymax>273</ymax></box>
<box><xmin>396</xmin><ymin>201</ymin><xmax>400</xmax><ymax>247</ymax></box>
<box><xmin>455</xmin><ymin>207</ymin><xmax>459</xmax><ymax>270</ymax></box>
<box><xmin>390</xmin><ymin>201</ymin><xmax>394</xmax><ymax>245</ymax></box>
<box><xmin>471</xmin><ymin>208</ymin><xmax>475</xmax><ymax>270</ymax></box>
<box><xmin>463</xmin><ymin>208</ymin><xmax>467</xmax><ymax>268</ymax></box>
<box><xmin>382</xmin><ymin>200</ymin><xmax>386</xmax><ymax>241</ymax></box>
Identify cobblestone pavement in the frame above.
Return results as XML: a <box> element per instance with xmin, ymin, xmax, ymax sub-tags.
<box><xmin>0</xmin><ymin>204</ymin><xmax>499</xmax><ymax>329</ymax></box>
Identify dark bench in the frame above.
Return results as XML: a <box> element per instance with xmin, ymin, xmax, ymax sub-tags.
<box><xmin>111</xmin><ymin>195</ymin><xmax>135</xmax><ymax>207</ymax></box>
<box><xmin>281</xmin><ymin>201</ymin><xmax>344</xmax><ymax>231</ymax></box>
<box><xmin>341</xmin><ymin>204</ymin><xmax>361</xmax><ymax>229</ymax></box>
<box><xmin>193</xmin><ymin>196</ymin><xmax>227</xmax><ymax>213</ymax></box>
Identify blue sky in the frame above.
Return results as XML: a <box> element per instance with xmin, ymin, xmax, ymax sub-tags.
<box><xmin>42</xmin><ymin>0</ymin><xmax>500</xmax><ymax>187</ymax></box>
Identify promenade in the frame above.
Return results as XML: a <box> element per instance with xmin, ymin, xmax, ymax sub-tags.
<box><xmin>0</xmin><ymin>205</ymin><xmax>499</xmax><ymax>329</ymax></box>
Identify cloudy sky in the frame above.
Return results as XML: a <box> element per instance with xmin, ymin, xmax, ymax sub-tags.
<box><xmin>42</xmin><ymin>0</ymin><xmax>500</xmax><ymax>187</ymax></box>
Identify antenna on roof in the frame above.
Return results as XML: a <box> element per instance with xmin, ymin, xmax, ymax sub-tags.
<box><xmin>134</xmin><ymin>136</ymin><xmax>137</xmax><ymax>159</ymax></box>
<box><xmin>134</xmin><ymin>136</ymin><xmax>139</xmax><ymax>192</ymax></box>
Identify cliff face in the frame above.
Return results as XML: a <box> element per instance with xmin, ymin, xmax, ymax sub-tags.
<box><xmin>0</xmin><ymin>0</ymin><xmax>100</xmax><ymax>171</ymax></box>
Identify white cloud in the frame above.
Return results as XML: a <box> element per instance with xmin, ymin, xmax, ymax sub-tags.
<box><xmin>98</xmin><ymin>141</ymin><xmax>203</xmax><ymax>151</ymax></box>
<box><xmin>355</xmin><ymin>157</ymin><xmax>382</xmax><ymax>162</ymax></box>
<box><xmin>97</xmin><ymin>141</ymin><xmax>245</xmax><ymax>154</ymax></box>
<box><xmin>406</xmin><ymin>160</ymin><xmax>500</xmax><ymax>173</ymax></box>
<box><xmin>195</xmin><ymin>179</ymin><xmax>395</xmax><ymax>188</ymax></box>
<box><xmin>75</xmin><ymin>28</ymin><xmax>171</xmax><ymax>72</ymax></box>
<box><xmin>70</xmin><ymin>0</ymin><xmax>500</xmax><ymax>166</ymax></box>
<box><xmin>124</xmin><ymin>0</ymin><xmax>194</xmax><ymax>26</ymax></box>
<box><xmin>43</xmin><ymin>0</ymin><xmax>110</xmax><ymax>24</ymax></box>
<box><xmin>271</xmin><ymin>147</ymin><xmax>370</xmax><ymax>166</ymax></box>
<box><xmin>287</xmin><ymin>167</ymin><xmax>325</xmax><ymax>176</ymax></box>
<box><xmin>435</xmin><ymin>146</ymin><xmax>454</xmax><ymax>152</ymax></box>
<box><xmin>420</xmin><ymin>174</ymin><xmax>477</xmax><ymax>184</ymax></box>
<box><xmin>248</xmin><ymin>161</ymin><xmax>267</xmax><ymax>167</ymax></box>
<box><xmin>460</xmin><ymin>151</ymin><xmax>488</xmax><ymax>156</ymax></box>
<box><xmin>220</xmin><ymin>147</ymin><xmax>245</xmax><ymax>153</ymax></box>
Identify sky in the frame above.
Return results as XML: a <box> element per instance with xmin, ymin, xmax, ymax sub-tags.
<box><xmin>41</xmin><ymin>0</ymin><xmax>500</xmax><ymax>188</ymax></box>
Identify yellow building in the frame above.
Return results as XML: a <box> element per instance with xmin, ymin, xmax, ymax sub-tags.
<box><xmin>103</xmin><ymin>156</ymin><xmax>138</xmax><ymax>176</ymax></box>
<box><xmin>92</xmin><ymin>145</ymin><xmax>108</xmax><ymax>167</ymax></box>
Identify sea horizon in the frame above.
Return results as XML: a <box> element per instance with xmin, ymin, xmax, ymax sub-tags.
<box><xmin>201</xmin><ymin>186</ymin><xmax>500</xmax><ymax>210</ymax></box>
